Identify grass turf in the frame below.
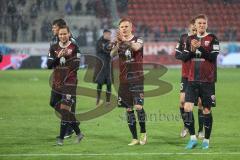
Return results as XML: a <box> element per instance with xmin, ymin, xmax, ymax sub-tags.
<box><xmin>0</xmin><ymin>68</ymin><xmax>240</xmax><ymax>160</ymax></box>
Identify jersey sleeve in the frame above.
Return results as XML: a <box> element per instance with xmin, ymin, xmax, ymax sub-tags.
<box><xmin>175</xmin><ymin>35</ymin><xmax>185</xmax><ymax>60</ymax></box>
<box><xmin>177</xmin><ymin>36</ymin><xmax>194</xmax><ymax>62</ymax></box>
<box><xmin>71</xmin><ymin>37</ymin><xmax>82</xmax><ymax>57</ymax></box>
<box><xmin>47</xmin><ymin>45</ymin><xmax>59</xmax><ymax>69</ymax></box>
<box><xmin>136</xmin><ymin>37</ymin><xmax>144</xmax><ymax>49</ymax></box>
<box><xmin>199</xmin><ymin>35</ymin><xmax>220</xmax><ymax>62</ymax></box>
<box><xmin>67</xmin><ymin>45</ymin><xmax>81</xmax><ymax>71</ymax></box>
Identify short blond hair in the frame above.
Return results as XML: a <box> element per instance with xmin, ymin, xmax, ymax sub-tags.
<box><xmin>118</xmin><ymin>17</ymin><xmax>133</xmax><ymax>26</ymax></box>
<box><xmin>194</xmin><ymin>14</ymin><xmax>208</xmax><ymax>21</ymax></box>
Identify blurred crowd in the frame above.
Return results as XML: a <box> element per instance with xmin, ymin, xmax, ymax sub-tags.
<box><xmin>0</xmin><ymin>0</ymin><xmax>238</xmax><ymax>44</ymax></box>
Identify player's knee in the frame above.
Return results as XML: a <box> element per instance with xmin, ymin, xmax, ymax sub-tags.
<box><xmin>198</xmin><ymin>105</ymin><xmax>203</xmax><ymax>110</ymax></box>
<box><xmin>184</xmin><ymin>102</ymin><xmax>193</xmax><ymax>112</ymax></box>
<box><xmin>106</xmin><ymin>84</ymin><xmax>111</xmax><ymax>92</ymax></box>
<box><xmin>179</xmin><ymin>93</ymin><xmax>185</xmax><ymax>107</ymax></box>
<box><xmin>126</xmin><ymin>108</ymin><xmax>133</xmax><ymax>112</ymax></box>
<box><xmin>203</xmin><ymin>107</ymin><xmax>211</xmax><ymax>114</ymax></box>
<box><xmin>198</xmin><ymin>99</ymin><xmax>203</xmax><ymax>108</ymax></box>
<box><xmin>60</xmin><ymin>103</ymin><xmax>71</xmax><ymax>111</ymax></box>
<box><xmin>134</xmin><ymin>105</ymin><xmax>143</xmax><ymax>110</ymax></box>
<box><xmin>180</xmin><ymin>101</ymin><xmax>185</xmax><ymax>108</ymax></box>
<box><xmin>97</xmin><ymin>84</ymin><xmax>102</xmax><ymax>90</ymax></box>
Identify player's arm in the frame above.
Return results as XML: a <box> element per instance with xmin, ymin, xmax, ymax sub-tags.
<box><xmin>181</xmin><ymin>37</ymin><xmax>195</xmax><ymax>62</ymax></box>
<box><xmin>114</xmin><ymin>38</ymin><xmax>143</xmax><ymax>52</ymax></box>
<box><xmin>68</xmin><ymin>46</ymin><xmax>81</xmax><ymax>71</ymax></box>
<box><xmin>175</xmin><ymin>35</ymin><xmax>186</xmax><ymax>60</ymax></box>
<box><xmin>71</xmin><ymin>37</ymin><xmax>82</xmax><ymax>56</ymax></box>
<box><xmin>131</xmin><ymin>38</ymin><xmax>143</xmax><ymax>51</ymax></box>
<box><xmin>47</xmin><ymin>46</ymin><xmax>59</xmax><ymax>69</ymax></box>
<box><xmin>70</xmin><ymin>37</ymin><xmax>83</xmax><ymax>69</ymax></box>
<box><xmin>110</xmin><ymin>43</ymin><xmax>119</xmax><ymax>57</ymax></box>
<box><xmin>130</xmin><ymin>41</ymin><xmax>142</xmax><ymax>51</ymax></box>
<box><xmin>198</xmin><ymin>36</ymin><xmax>219</xmax><ymax>61</ymax></box>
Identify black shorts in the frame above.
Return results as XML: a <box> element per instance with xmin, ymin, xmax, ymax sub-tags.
<box><xmin>185</xmin><ymin>81</ymin><xmax>216</xmax><ymax>108</ymax></box>
<box><xmin>97</xmin><ymin>76</ymin><xmax>112</xmax><ymax>85</ymax></box>
<box><xmin>50</xmin><ymin>90</ymin><xmax>62</xmax><ymax>108</ymax></box>
<box><xmin>50</xmin><ymin>90</ymin><xmax>77</xmax><ymax>112</ymax></box>
<box><xmin>118</xmin><ymin>83</ymin><xmax>144</xmax><ymax>108</ymax></box>
<box><xmin>180</xmin><ymin>77</ymin><xmax>188</xmax><ymax>93</ymax></box>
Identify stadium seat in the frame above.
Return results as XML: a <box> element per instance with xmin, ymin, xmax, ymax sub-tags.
<box><xmin>127</xmin><ymin>0</ymin><xmax>240</xmax><ymax>41</ymax></box>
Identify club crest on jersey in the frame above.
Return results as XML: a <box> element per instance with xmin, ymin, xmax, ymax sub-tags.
<box><xmin>67</xmin><ymin>49</ymin><xmax>73</xmax><ymax>55</ymax></box>
<box><xmin>204</xmin><ymin>41</ymin><xmax>210</xmax><ymax>46</ymax></box>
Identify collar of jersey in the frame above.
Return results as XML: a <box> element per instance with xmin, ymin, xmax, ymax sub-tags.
<box><xmin>59</xmin><ymin>41</ymin><xmax>71</xmax><ymax>48</ymax></box>
<box><xmin>197</xmin><ymin>32</ymin><xmax>209</xmax><ymax>38</ymax></box>
<box><xmin>123</xmin><ymin>35</ymin><xmax>134</xmax><ymax>42</ymax></box>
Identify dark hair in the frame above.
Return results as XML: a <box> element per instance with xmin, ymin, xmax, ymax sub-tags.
<box><xmin>58</xmin><ymin>25</ymin><xmax>70</xmax><ymax>33</ymax></box>
<box><xmin>103</xmin><ymin>29</ymin><xmax>111</xmax><ymax>33</ymax></box>
<box><xmin>118</xmin><ymin>17</ymin><xmax>132</xmax><ymax>25</ymax></box>
<box><xmin>194</xmin><ymin>14</ymin><xmax>208</xmax><ymax>21</ymax></box>
<box><xmin>52</xmin><ymin>19</ymin><xmax>66</xmax><ymax>27</ymax></box>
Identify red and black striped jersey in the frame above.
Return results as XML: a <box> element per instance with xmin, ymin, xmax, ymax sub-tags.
<box><xmin>49</xmin><ymin>42</ymin><xmax>80</xmax><ymax>90</ymax></box>
<box><xmin>185</xmin><ymin>33</ymin><xmax>220</xmax><ymax>83</ymax></box>
<box><xmin>118</xmin><ymin>36</ymin><xmax>144</xmax><ymax>84</ymax></box>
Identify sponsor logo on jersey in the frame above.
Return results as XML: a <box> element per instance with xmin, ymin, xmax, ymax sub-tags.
<box><xmin>204</xmin><ymin>41</ymin><xmax>210</xmax><ymax>46</ymax></box>
<box><xmin>67</xmin><ymin>49</ymin><xmax>73</xmax><ymax>55</ymax></box>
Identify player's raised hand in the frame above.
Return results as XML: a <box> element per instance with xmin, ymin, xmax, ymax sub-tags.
<box><xmin>57</xmin><ymin>49</ymin><xmax>67</xmax><ymax>58</ymax></box>
<box><xmin>191</xmin><ymin>39</ymin><xmax>201</xmax><ymax>52</ymax></box>
<box><xmin>116</xmin><ymin>29</ymin><xmax>123</xmax><ymax>43</ymax></box>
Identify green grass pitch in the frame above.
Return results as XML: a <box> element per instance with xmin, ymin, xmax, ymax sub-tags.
<box><xmin>0</xmin><ymin>68</ymin><xmax>240</xmax><ymax>160</ymax></box>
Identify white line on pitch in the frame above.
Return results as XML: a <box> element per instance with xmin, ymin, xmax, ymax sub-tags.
<box><xmin>1</xmin><ymin>152</ymin><xmax>240</xmax><ymax>157</ymax></box>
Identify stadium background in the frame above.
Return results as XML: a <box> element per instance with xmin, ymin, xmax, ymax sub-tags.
<box><xmin>0</xmin><ymin>0</ymin><xmax>240</xmax><ymax>69</ymax></box>
<box><xmin>0</xmin><ymin>0</ymin><xmax>240</xmax><ymax>159</ymax></box>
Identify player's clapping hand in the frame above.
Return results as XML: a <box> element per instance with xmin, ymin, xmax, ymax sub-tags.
<box><xmin>116</xmin><ymin>30</ymin><xmax>123</xmax><ymax>42</ymax></box>
<box><xmin>191</xmin><ymin>39</ymin><xmax>201</xmax><ymax>52</ymax></box>
<box><xmin>57</xmin><ymin>49</ymin><xmax>67</xmax><ymax>58</ymax></box>
<box><xmin>114</xmin><ymin>29</ymin><xmax>127</xmax><ymax>44</ymax></box>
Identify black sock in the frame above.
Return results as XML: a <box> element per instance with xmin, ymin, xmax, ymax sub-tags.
<box><xmin>127</xmin><ymin>110</ymin><xmax>137</xmax><ymax>139</ymax></box>
<box><xmin>198</xmin><ymin>109</ymin><xmax>204</xmax><ymax>132</ymax></box>
<box><xmin>137</xmin><ymin>109</ymin><xmax>146</xmax><ymax>133</ymax></box>
<box><xmin>180</xmin><ymin>107</ymin><xmax>185</xmax><ymax>126</ymax></box>
<box><xmin>71</xmin><ymin>96</ymin><xmax>76</xmax><ymax>113</ymax></box>
<box><xmin>65</xmin><ymin>125</ymin><xmax>73</xmax><ymax>134</ymax></box>
<box><xmin>106</xmin><ymin>84</ymin><xmax>111</xmax><ymax>102</ymax></box>
<box><xmin>69</xmin><ymin>121</ymin><xmax>81</xmax><ymax>135</ymax></box>
<box><xmin>106</xmin><ymin>92</ymin><xmax>111</xmax><ymax>103</ymax></box>
<box><xmin>183</xmin><ymin>111</ymin><xmax>195</xmax><ymax>135</ymax></box>
<box><xmin>204</xmin><ymin>113</ymin><xmax>213</xmax><ymax>139</ymax></box>
<box><xmin>97</xmin><ymin>84</ymin><xmax>102</xmax><ymax>104</ymax></box>
<box><xmin>60</xmin><ymin>121</ymin><xmax>68</xmax><ymax>139</ymax></box>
